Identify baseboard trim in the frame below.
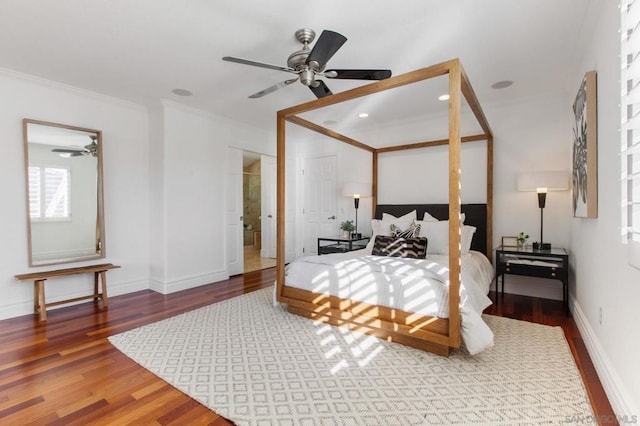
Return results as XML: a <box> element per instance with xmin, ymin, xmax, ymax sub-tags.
<box><xmin>0</xmin><ymin>278</ymin><xmax>149</xmax><ymax>321</ymax></box>
<box><xmin>150</xmin><ymin>269</ymin><xmax>228</xmax><ymax>295</ymax></box>
<box><xmin>570</xmin><ymin>296</ymin><xmax>637</xmax><ymax>417</ymax></box>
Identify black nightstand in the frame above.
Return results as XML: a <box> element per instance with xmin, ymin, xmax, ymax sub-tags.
<box><xmin>495</xmin><ymin>245</ymin><xmax>569</xmax><ymax>313</ymax></box>
<box><xmin>317</xmin><ymin>236</ymin><xmax>370</xmax><ymax>255</ymax></box>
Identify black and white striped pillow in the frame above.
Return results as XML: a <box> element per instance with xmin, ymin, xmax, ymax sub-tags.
<box><xmin>390</xmin><ymin>221</ymin><xmax>421</xmax><ymax>238</ymax></box>
<box><xmin>372</xmin><ymin>235</ymin><xmax>428</xmax><ymax>259</ymax></box>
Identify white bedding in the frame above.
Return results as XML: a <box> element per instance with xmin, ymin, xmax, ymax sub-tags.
<box><xmin>284</xmin><ymin>249</ymin><xmax>495</xmax><ymax>355</ymax></box>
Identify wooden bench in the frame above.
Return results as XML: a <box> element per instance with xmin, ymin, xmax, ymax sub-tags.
<box><xmin>15</xmin><ymin>263</ymin><xmax>121</xmax><ymax>321</ymax></box>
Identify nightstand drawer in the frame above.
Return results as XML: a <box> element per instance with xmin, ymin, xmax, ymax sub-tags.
<box><xmin>502</xmin><ymin>263</ymin><xmax>562</xmax><ymax>279</ymax></box>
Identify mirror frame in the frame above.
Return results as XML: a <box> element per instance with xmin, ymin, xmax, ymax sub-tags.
<box><xmin>22</xmin><ymin>118</ymin><xmax>106</xmax><ymax>267</ymax></box>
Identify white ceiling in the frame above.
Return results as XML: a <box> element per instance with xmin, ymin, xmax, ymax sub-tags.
<box><xmin>0</xmin><ymin>0</ymin><xmax>594</xmax><ymax>137</ymax></box>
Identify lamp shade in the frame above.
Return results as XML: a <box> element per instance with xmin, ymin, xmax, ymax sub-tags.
<box><xmin>342</xmin><ymin>182</ymin><xmax>371</xmax><ymax>198</ymax></box>
<box><xmin>517</xmin><ymin>171</ymin><xmax>569</xmax><ymax>192</ymax></box>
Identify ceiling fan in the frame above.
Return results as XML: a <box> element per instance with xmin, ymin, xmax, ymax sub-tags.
<box><xmin>52</xmin><ymin>135</ymin><xmax>98</xmax><ymax>157</ymax></box>
<box><xmin>223</xmin><ymin>28</ymin><xmax>392</xmax><ymax>99</ymax></box>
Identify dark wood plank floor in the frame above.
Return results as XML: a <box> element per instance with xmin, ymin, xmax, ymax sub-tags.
<box><xmin>0</xmin><ymin>268</ymin><xmax>615</xmax><ymax>425</ymax></box>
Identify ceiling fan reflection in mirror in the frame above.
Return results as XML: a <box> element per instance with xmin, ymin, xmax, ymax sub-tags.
<box><xmin>52</xmin><ymin>135</ymin><xmax>98</xmax><ymax>158</ymax></box>
<box><xmin>223</xmin><ymin>28</ymin><xmax>392</xmax><ymax>99</ymax></box>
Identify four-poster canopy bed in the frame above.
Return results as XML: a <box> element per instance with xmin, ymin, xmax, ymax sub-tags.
<box><xmin>275</xmin><ymin>58</ymin><xmax>494</xmax><ymax>356</ymax></box>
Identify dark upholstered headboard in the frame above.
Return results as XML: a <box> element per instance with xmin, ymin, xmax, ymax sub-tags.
<box><xmin>374</xmin><ymin>204</ymin><xmax>488</xmax><ymax>255</ymax></box>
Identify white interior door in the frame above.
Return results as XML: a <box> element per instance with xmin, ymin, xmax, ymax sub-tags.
<box><xmin>261</xmin><ymin>155</ymin><xmax>277</xmax><ymax>259</ymax></box>
<box><xmin>303</xmin><ymin>155</ymin><xmax>337</xmax><ymax>255</ymax></box>
<box><xmin>226</xmin><ymin>147</ymin><xmax>243</xmax><ymax>275</ymax></box>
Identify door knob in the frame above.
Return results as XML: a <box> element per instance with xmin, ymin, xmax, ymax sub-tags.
<box><xmin>268</xmin><ymin>214</ymin><xmax>273</xmax><ymax>218</ymax></box>
<box><xmin>328</xmin><ymin>215</ymin><xmax>336</xmax><ymax>220</ymax></box>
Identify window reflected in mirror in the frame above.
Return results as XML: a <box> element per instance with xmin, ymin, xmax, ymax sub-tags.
<box><xmin>23</xmin><ymin>119</ymin><xmax>105</xmax><ymax>266</ymax></box>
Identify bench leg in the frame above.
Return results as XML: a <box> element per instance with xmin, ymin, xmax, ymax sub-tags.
<box><xmin>35</xmin><ymin>280</ymin><xmax>47</xmax><ymax>322</ymax></box>
<box><xmin>100</xmin><ymin>271</ymin><xmax>109</xmax><ymax>309</ymax></box>
<box><xmin>94</xmin><ymin>272</ymin><xmax>100</xmax><ymax>302</ymax></box>
<box><xmin>34</xmin><ymin>282</ymin><xmax>39</xmax><ymax>314</ymax></box>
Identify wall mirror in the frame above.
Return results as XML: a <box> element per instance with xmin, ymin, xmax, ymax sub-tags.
<box><xmin>22</xmin><ymin>119</ymin><xmax>105</xmax><ymax>266</ymax></box>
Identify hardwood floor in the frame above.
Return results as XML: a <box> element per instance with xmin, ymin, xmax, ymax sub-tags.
<box><xmin>243</xmin><ymin>246</ymin><xmax>276</xmax><ymax>273</ymax></box>
<box><xmin>0</xmin><ymin>269</ymin><xmax>614</xmax><ymax>425</ymax></box>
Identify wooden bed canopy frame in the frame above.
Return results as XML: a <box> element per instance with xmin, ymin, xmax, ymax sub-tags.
<box><xmin>275</xmin><ymin>58</ymin><xmax>494</xmax><ymax>356</ymax></box>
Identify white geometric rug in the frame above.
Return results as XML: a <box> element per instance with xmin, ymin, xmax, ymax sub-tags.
<box><xmin>109</xmin><ymin>288</ymin><xmax>594</xmax><ymax>425</ymax></box>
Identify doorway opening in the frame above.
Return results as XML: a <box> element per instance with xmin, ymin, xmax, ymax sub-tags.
<box><xmin>243</xmin><ymin>152</ymin><xmax>276</xmax><ymax>273</ymax></box>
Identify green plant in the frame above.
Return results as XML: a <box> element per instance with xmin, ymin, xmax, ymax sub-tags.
<box><xmin>340</xmin><ymin>220</ymin><xmax>355</xmax><ymax>232</ymax></box>
<box><xmin>517</xmin><ymin>232</ymin><xmax>529</xmax><ymax>244</ymax></box>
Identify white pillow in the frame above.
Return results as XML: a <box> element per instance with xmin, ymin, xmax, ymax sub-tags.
<box><xmin>418</xmin><ymin>221</ymin><xmax>476</xmax><ymax>255</ymax></box>
<box><xmin>423</xmin><ymin>211</ymin><xmax>465</xmax><ymax>223</ymax></box>
<box><xmin>367</xmin><ymin>215</ymin><xmax>416</xmax><ymax>251</ymax></box>
<box><xmin>462</xmin><ymin>225</ymin><xmax>476</xmax><ymax>254</ymax></box>
<box><xmin>382</xmin><ymin>210</ymin><xmax>417</xmax><ymax>222</ymax></box>
<box><xmin>422</xmin><ymin>212</ymin><xmax>439</xmax><ymax>222</ymax></box>
<box><xmin>418</xmin><ymin>220</ymin><xmax>449</xmax><ymax>254</ymax></box>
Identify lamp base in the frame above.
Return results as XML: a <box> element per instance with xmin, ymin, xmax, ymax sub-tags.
<box><xmin>533</xmin><ymin>242</ymin><xmax>551</xmax><ymax>251</ymax></box>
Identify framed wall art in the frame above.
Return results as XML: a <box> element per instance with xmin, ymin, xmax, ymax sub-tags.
<box><xmin>572</xmin><ymin>70</ymin><xmax>598</xmax><ymax>218</ymax></box>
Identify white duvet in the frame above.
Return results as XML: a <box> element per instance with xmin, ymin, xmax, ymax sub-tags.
<box><xmin>284</xmin><ymin>249</ymin><xmax>495</xmax><ymax>355</ymax></box>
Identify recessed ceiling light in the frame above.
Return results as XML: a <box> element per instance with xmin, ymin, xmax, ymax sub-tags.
<box><xmin>323</xmin><ymin>119</ymin><xmax>338</xmax><ymax>126</ymax></box>
<box><xmin>172</xmin><ymin>88</ymin><xmax>193</xmax><ymax>96</ymax></box>
<box><xmin>438</xmin><ymin>94</ymin><xmax>450</xmax><ymax>101</ymax></box>
<box><xmin>358</xmin><ymin>113</ymin><xmax>369</xmax><ymax>118</ymax></box>
<box><xmin>491</xmin><ymin>80</ymin><xmax>513</xmax><ymax>89</ymax></box>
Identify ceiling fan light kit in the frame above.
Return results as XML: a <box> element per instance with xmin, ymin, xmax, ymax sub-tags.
<box><xmin>223</xmin><ymin>28</ymin><xmax>392</xmax><ymax>98</ymax></box>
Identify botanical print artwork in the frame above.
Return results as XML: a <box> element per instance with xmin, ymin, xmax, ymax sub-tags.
<box><xmin>572</xmin><ymin>76</ymin><xmax>588</xmax><ymax>216</ymax></box>
<box><xmin>572</xmin><ymin>71</ymin><xmax>597</xmax><ymax>218</ymax></box>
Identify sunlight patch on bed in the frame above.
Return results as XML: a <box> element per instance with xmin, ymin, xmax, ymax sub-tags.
<box><xmin>405</xmin><ymin>289</ymin><xmax>438</xmax><ymax>312</ymax></box>
<box><xmin>311</xmin><ymin>270</ymin><xmax>330</xmax><ymax>293</ymax></box>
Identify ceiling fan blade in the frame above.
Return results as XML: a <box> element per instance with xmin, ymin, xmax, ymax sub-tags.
<box><xmin>52</xmin><ymin>148</ymin><xmax>84</xmax><ymax>153</ymax></box>
<box><xmin>222</xmin><ymin>56</ymin><xmax>298</xmax><ymax>74</ymax></box>
<box><xmin>325</xmin><ymin>69</ymin><xmax>392</xmax><ymax>80</ymax></box>
<box><xmin>309</xmin><ymin>80</ymin><xmax>333</xmax><ymax>98</ymax></box>
<box><xmin>249</xmin><ymin>78</ymin><xmax>298</xmax><ymax>98</ymax></box>
<box><xmin>305</xmin><ymin>30</ymin><xmax>347</xmax><ymax>69</ymax></box>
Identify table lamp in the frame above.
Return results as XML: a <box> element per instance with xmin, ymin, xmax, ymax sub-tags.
<box><xmin>342</xmin><ymin>182</ymin><xmax>371</xmax><ymax>239</ymax></box>
<box><xmin>517</xmin><ymin>171</ymin><xmax>569</xmax><ymax>250</ymax></box>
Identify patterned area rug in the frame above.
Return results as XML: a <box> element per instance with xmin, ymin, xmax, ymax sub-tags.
<box><xmin>109</xmin><ymin>288</ymin><xmax>594</xmax><ymax>425</ymax></box>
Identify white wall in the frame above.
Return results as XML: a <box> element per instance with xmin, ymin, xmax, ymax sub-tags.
<box><xmin>487</xmin><ymin>94</ymin><xmax>573</xmax><ymax>299</ymax></box>
<box><xmin>377</xmin><ymin>141</ymin><xmax>488</xmax><ymax>204</ymax></box>
<box><xmin>0</xmin><ymin>69</ymin><xmax>150</xmax><ymax>320</ymax></box>
<box><xmin>569</xmin><ymin>0</ymin><xmax>640</xmax><ymax>416</ymax></box>
<box><xmin>149</xmin><ymin>101</ymin><xmax>273</xmax><ymax>294</ymax></box>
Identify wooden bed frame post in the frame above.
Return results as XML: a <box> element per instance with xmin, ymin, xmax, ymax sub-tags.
<box><xmin>448</xmin><ymin>60</ymin><xmax>462</xmax><ymax>348</ymax></box>
<box><xmin>372</xmin><ymin>151</ymin><xmax>378</xmax><ymax>210</ymax></box>
<box><xmin>276</xmin><ymin>112</ymin><xmax>286</xmax><ymax>299</ymax></box>
<box><xmin>486</xmin><ymin>134</ymin><xmax>494</xmax><ymax>262</ymax></box>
